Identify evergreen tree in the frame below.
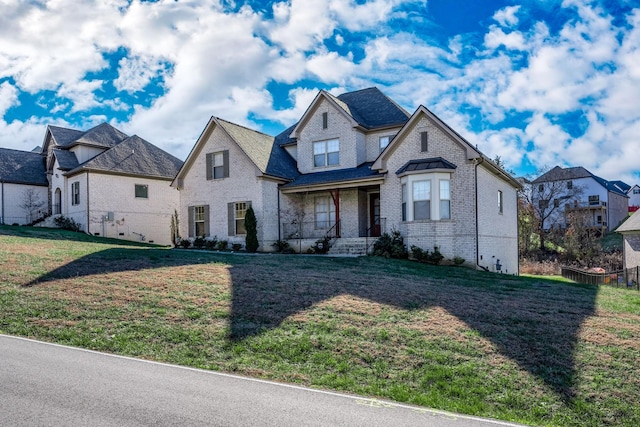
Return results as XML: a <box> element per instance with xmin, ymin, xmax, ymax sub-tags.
<box><xmin>245</xmin><ymin>206</ymin><xmax>259</xmax><ymax>252</ymax></box>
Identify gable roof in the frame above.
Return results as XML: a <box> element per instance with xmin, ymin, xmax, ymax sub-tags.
<box><xmin>0</xmin><ymin>148</ymin><xmax>48</xmax><ymax>186</ymax></box>
<box><xmin>533</xmin><ymin>166</ymin><xmax>628</xmax><ymax>197</ymax></box>
<box><xmin>52</xmin><ymin>149</ymin><xmax>79</xmax><ymax>171</ymax></box>
<box><xmin>71</xmin><ymin>123</ymin><xmax>129</xmax><ymax>149</ymax></box>
<box><xmin>66</xmin><ymin>135</ymin><xmax>183</xmax><ymax>179</ymax></box>
<box><xmin>616</xmin><ymin>210</ymin><xmax>640</xmax><ymax>233</ymax></box>
<box><xmin>47</xmin><ymin>125</ymin><xmax>85</xmax><ymax>148</ymax></box>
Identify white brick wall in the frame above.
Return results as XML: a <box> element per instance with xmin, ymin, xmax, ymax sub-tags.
<box><xmin>86</xmin><ymin>173</ymin><xmax>179</xmax><ymax>246</ymax></box>
<box><xmin>476</xmin><ymin>166</ymin><xmax>519</xmax><ymax>275</ymax></box>
<box><xmin>0</xmin><ymin>182</ymin><xmax>48</xmax><ymax>225</ymax></box>
<box><xmin>296</xmin><ymin>98</ymin><xmax>361</xmax><ymax>173</ymax></box>
<box><xmin>380</xmin><ymin>115</ymin><xmax>478</xmax><ymax>266</ymax></box>
<box><xmin>178</xmin><ymin>124</ymin><xmax>278</xmax><ymax>250</ymax></box>
<box><xmin>365</xmin><ymin>128</ymin><xmax>401</xmax><ymax>163</ymax></box>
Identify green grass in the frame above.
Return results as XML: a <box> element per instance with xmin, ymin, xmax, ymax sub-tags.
<box><xmin>1</xmin><ymin>225</ymin><xmax>640</xmax><ymax>426</ymax></box>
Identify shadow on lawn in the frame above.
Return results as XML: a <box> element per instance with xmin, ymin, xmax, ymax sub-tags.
<box><xmin>26</xmin><ymin>249</ymin><xmax>597</xmax><ymax>400</ymax></box>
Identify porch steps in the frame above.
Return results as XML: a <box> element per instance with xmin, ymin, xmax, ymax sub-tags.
<box><xmin>328</xmin><ymin>238</ymin><xmax>370</xmax><ymax>256</ymax></box>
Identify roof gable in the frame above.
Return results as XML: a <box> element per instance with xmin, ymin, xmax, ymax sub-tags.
<box><xmin>72</xmin><ymin>123</ymin><xmax>129</xmax><ymax>149</ymax></box>
<box><xmin>0</xmin><ymin>148</ymin><xmax>48</xmax><ymax>186</ymax></box>
<box><xmin>52</xmin><ymin>149</ymin><xmax>79</xmax><ymax>171</ymax></box>
<box><xmin>289</xmin><ymin>91</ymin><xmax>359</xmax><ymax>139</ymax></box>
<box><xmin>616</xmin><ymin>209</ymin><xmax>640</xmax><ymax>233</ymax></box>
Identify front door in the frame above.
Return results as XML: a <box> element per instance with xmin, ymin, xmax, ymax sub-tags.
<box><xmin>369</xmin><ymin>193</ymin><xmax>381</xmax><ymax>237</ymax></box>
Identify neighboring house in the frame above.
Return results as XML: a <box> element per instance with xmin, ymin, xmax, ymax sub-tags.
<box><xmin>173</xmin><ymin>87</ymin><xmax>521</xmax><ymax>274</ymax></box>
<box><xmin>615</xmin><ymin>209</ymin><xmax>640</xmax><ymax>271</ymax></box>
<box><xmin>532</xmin><ymin>166</ymin><xmax>628</xmax><ymax>233</ymax></box>
<box><xmin>0</xmin><ymin>148</ymin><xmax>48</xmax><ymax>225</ymax></box>
<box><xmin>41</xmin><ymin>123</ymin><xmax>183</xmax><ymax>245</ymax></box>
<box><xmin>627</xmin><ymin>184</ymin><xmax>640</xmax><ymax>212</ymax></box>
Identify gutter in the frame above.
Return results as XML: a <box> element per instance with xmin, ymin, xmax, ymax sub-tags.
<box><xmin>474</xmin><ymin>157</ymin><xmax>485</xmax><ymax>271</ymax></box>
<box><xmin>1</xmin><ymin>180</ymin><xmax>4</xmax><ymax>225</ymax></box>
<box><xmin>86</xmin><ymin>174</ymin><xmax>90</xmax><ymax>234</ymax></box>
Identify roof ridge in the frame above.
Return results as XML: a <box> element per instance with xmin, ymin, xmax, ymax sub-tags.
<box><xmin>216</xmin><ymin>117</ymin><xmax>274</xmax><ymax>138</ymax></box>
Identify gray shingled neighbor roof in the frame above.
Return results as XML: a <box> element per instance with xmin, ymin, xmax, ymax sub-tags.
<box><xmin>533</xmin><ymin>166</ymin><xmax>627</xmax><ymax>197</ymax></box>
<box><xmin>67</xmin><ymin>135</ymin><xmax>183</xmax><ymax>179</ymax></box>
<box><xmin>72</xmin><ymin>122</ymin><xmax>129</xmax><ymax>149</ymax></box>
<box><xmin>48</xmin><ymin>125</ymin><xmax>85</xmax><ymax>147</ymax></box>
<box><xmin>616</xmin><ymin>210</ymin><xmax>640</xmax><ymax>233</ymax></box>
<box><xmin>52</xmin><ymin>149</ymin><xmax>79</xmax><ymax>171</ymax></box>
<box><xmin>0</xmin><ymin>148</ymin><xmax>48</xmax><ymax>186</ymax></box>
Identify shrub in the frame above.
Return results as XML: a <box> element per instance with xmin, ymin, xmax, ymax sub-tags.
<box><xmin>372</xmin><ymin>230</ymin><xmax>407</xmax><ymax>259</ymax></box>
<box><xmin>272</xmin><ymin>239</ymin><xmax>292</xmax><ymax>253</ymax></box>
<box><xmin>310</xmin><ymin>236</ymin><xmax>331</xmax><ymax>254</ymax></box>
<box><xmin>453</xmin><ymin>256</ymin><xmax>465</xmax><ymax>266</ymax></box>
<box><xmin>205</xmin><ymin>236</ymin><xmax>218</xmax><ymax>250</ymax></box>
<box><xmin>217</xmin><ymin>240</ymin><xmax>228</xmax><ymax>251</ymax></box>
<box><xmin>54</xmin><ymin>215</ymin><xmax>81</xmax><ymax>232</ymax></box>
<box><xmin>193</xmin><ymin>237</ymin><xmax>206</xmax><ymax>248</ymax></box>
<box><xmin>409</xmin><ymin>245</ymin><xmax>444</xmax><ymax>265</ymax></box>
<box><xmin>244</xmin><ymin>206</ymin><xmax>259</xmax><ymax>253</ymax></box>
<box><xmin>178</xmin><ymin>239</ymin><xmax>192</xmax><ymax>249</ymax></box>
<box><xmin>428</xmin><ymin>246</ymin><xmax>444</xmax><ymax>265</ymax></box>
<box><xmin>231</xmin><ymin>243</ymin><xmax>242</xmax><ymax>251</ymax></box>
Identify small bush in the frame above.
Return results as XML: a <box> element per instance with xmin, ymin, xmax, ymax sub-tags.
<box><xmin>178</xmin><ymin>239</ymin><xmax>192</xmax><ymax>249</ymax></box>
<box><xmin>272</xmin><ymin>239</ymin><xmax>292</xmax><ymax>253</ymax></box>
<box><xmin>205</xmin><ymin>236</ymin><xmax>218</xmax><ymax>250</ymax></box>
<box><xmin>310</xmin><ymin>237</ymin><xmax>331</xmax><ymax>254</ymax></box>
<box><xmin>231</xmin><ymin>243</ymin><xmax>243</xmax><ymax>251</ymax></box>
<box><xmin>428</xmin><ymin>246</ymin><xmax>444</xmax><ymax>265</ymax></box>
<box><xmin>217</xmin><ymin>240</ymin><xmax>228</xmax><ymax>251</ymax></box>
<box><xmin>54</xmin><ymin>215</ymin><xmax>82</xmax><ymax>232</ymax></box>
<box><xmin>410</xmin><ymin>245</ymin><xmax>444</xmax><ymax>265</ymax></box>
<box><xmin>453</xmin><ymin>256</ymin><xmax>465</xmax><ymax>266</ymax></box>
<box><xmin>372</xmin><ymin>230</ymin><xmax>407</xmax><ymax>259</ymax></box>
<box><xmin>193</xmin><ymin>237</ymin><xmax>206</xmax><ymax>249</ymax></box>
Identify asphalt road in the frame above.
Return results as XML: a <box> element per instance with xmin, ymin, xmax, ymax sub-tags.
<box><xmin>0</xmin><ymin>334</ymin><xmax>526</xmax><ymax>426</ymax></box>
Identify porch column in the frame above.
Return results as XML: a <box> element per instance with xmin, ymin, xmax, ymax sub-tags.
<box><xmin>330</xmin><ymin>189</ymin><xmax>340</xmax><ymax>237</ymax></box>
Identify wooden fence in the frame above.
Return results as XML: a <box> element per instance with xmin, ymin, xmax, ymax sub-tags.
<box><xmin>561</xmin><ymin>265</ymin><xmax>640</xmax><ymax>290</ymax></box>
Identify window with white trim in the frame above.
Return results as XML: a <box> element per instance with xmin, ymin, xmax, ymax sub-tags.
<box><xmin>440</xmin><ymin>180</ymin><xmax>451</xmax><ymax>219</ymax></box>
<box><xmin>212</xmin><ymin>152</ymin><xmax>225</xmax><ymax>179</ymax></box>
<box><xmin>71</xmin><ymin>181</ymin><xmax>80</xmax><ymax>205</ymax></box>
<box><xmin>498</xmin><ymin>190</ymin><xmax>504</xmax><ymax>214</ymax></box>
<box><xmin>315</xmin><ymin>196</ymin><xmax>336</xmax><ymax>229</ymax></box>
<box><xmin>235</xmin><ymin>202</ymin><xmax>248</xmax><ymax>235</ymax></box>
<box><xmin>313</xmin><ymin>139</ymin><xmax>339</xmax><ymax>167</ymax></box>
<box><xmin>194</xmin><ymin>206</ymin><xmax>206</xmax><ymax>237</ymax></box>
<box><xmin>413</xmin><ymin>180</ymin><xmax>431</xmax><ymax>220</ymax></box>
<box><xmin>401</xmin><ymin>184</ymin><xmax>407</xmax><ymax>221</ymax></box>
<box><xmin>379</xmin><ymin>136</ymin><xmax>390</xmax><ymax>153</ymax></box>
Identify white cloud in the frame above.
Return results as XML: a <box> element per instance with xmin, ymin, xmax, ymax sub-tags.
<box><xmin>493</xmin><ymin>5</ymin><xmax>521</xmax><ymax>27</ymax></box>
<box><xmin>0</xmin><ymin>82</ymin><xmax>18</xmax><ymax>116</ymax></box>
<box><xmin>114</xmin><ymin>56</ymin><xmax>169</xmax><ymax>93</ymax></box>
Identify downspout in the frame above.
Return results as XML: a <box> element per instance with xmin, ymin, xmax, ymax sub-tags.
<box><xmin>474</xmin><ymin>158</ymin><xmax>488</xmax><ymax>271</ymax></box>
<box><xmin>277</xmin><ymin>184</ymin><xmax>281</xmax><ymax>241</ymax></box>
<box><xmin>86</xmin><ymin>173</ymin><xmax>90</xmax><ymax>235</ymax></box>
<box><xmin>1</xmin><ymin>180</ymin><xmax>4</xmax><ymax>225</ymax></box>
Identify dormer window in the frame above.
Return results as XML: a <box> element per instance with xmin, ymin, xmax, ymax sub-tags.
<box><xmin>379</xmin><ymin>136</ymin><xmax>390</xmax><ymax>153</ymax></box>
<box><xmin>313</xmin><ymin>139</ymin><xmax>339</xmax><ymax>167</ymax></box>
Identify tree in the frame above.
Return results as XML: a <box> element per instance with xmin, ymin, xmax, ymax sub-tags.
<box><xmin>522</xmin><ymin>169</ymin><xmax>584</xmax><ymax>251</ymax></box>
<box><xmin>244</xmin><ymin>206</ymin><xmax>258</xmax><ymax>253</ymax></box>
<box><xmin>561</xmin><ymin>210</ymin><xmax>601</xmax><ymax>267</ymax></box>
<box><xmin>170</xmin><ymin>209</ymin><xmax>180</xmax><ymax>247</ymax></box>
<box><xmin>19</xmin><ymin>189</ymin><xmax>46</xmax><ymax>224</ymax></box>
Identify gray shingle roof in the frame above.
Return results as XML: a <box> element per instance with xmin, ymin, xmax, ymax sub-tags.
<box><xmin>616</xmin><ymin>210</ymin><xmax>640</xmax><ymax>233</ymax></box>
<box><xmin>336</xmin><ymin>87</ymin><xmax>411</xmax><ymax>129</ymax></box>
<box><xmin>68</xmin><ymin>135</ymin><xmax>183</xmax><ymax>179</ymax></box>
<box><xmin>216</xmin><ymin>118</ymin><xmax>273</xmax><ymax>173</ymax></box>
<box><xmin>72</xmin><ymin>123</ymin><xmax>129</xmax><ymax>149</ymax></box>
<box><xmin>52</xmin><ymin>149</ymin><xmax>79</xmax><ymax>171</ymax></box>
<box><xmin>0</xmin><ymin>148</ymin><xmax>47</xmax><ymax>186</ymax></box>
<box><xmin>282</xmin><ymin>162</ymin><xmax>383</xmax><ymax>189</ymax></box>
<box><xmin>533</xmin><ymin>166</ymin><xmax>627</xmax><ymax>197</ymax></box>
<box><xmin>48</xmin><ymin>125</ymin><xmax>85</xmax><ymax>147</ymax></box>
<box><xmin>396</xmin><ymin>157</ymin><xmax>457</xmax><ymax>175</ymax></box>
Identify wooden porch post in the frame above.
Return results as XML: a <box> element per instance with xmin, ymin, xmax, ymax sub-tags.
<box><xmin>330</xmin><ymin>189</ymin><xmax>340</xmax><ymax>237</ymax></box>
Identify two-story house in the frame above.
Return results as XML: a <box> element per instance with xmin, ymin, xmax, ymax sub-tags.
<box><xmin>37</xmin><ymin>123</ymin><xmax>183</xmax><ymax>245</ymax></box>
<box><xmin>532</xmin><ymin>166</ymin><xmax>628</xmax><ymax>233</ymax></box>
<box><xmin>173</xmin><ymin>87</ymin><xmax>521</xmax><ymax>274</ymax></box>
<box><xmin>0</xmin><ymin>147</ymin><xmax>48</xmax><ymax>225</ymax></box>
<box><xmin>627</xmin><ymin>184</ymin><xmax>640</xmax><ymax>212</ymax></box>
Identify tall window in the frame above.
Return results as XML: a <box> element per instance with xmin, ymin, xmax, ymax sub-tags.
<box><xmin>235</xmin><ymin>202</ymin><xmax>247</xmax><ymax>235</ymax></box>
<box><xmin>379</xmin><ymin>136</ymin><xmax>390</xmax><ymax>153</ymax></box>
<box><xmin>322</xmin><ymin>112</ymin><xmax>328</xmax><ymax>129</ymax></box>
<box><xmin>206</xmin><ymin>151</ymin><xmax>229</xmax><ymax>180</ymax></box>
<box><xmin>315</xmin><ymin>197</ymin><xmax>336</xmax><ymax>229</ymax></box>
<box><xmin>71</xmin><ymin>181</ymin><xmax>80</xmax><ymax>205</ymax></box>
<box><xmin>420</xmin><ymin>132</ymin><xmax>428</xmax><ymax>152</ymax></box>
<box><xmin>135</xmin><ymin>184</ymin><xmax>148</xmax><ymax>199</ymax></box>
<box><xmin>567</xmin><ymin>181</ymin><xmax>573</xmax><ymax>189</ymax></box>
<box><xmin>401</xmin><ymin>184</ymin><xmax>407</xmax><ymax>221</ymax></box>
<box><xmin>498</xmin><ymin>190</ymin><xmax>504</xmax><ymax>214</ymax></box>
<box><xmin>413</xmin><ymin>180</ymin><xmax>431</xmax><ymax>220</ymax></box>
<box><xmin>440</xmin><ymin>180</ymin><xmax>450</xmax><ymax>219</ymax></box>
<box><xmin>313</xmin><ymin>139</ymin><xmax>339</xmax><ymax>167</ymax></box>
<box><xmin>194</xmin><ymin>206</ymin><xmax>205</xmax><ymax>237</ymax></box>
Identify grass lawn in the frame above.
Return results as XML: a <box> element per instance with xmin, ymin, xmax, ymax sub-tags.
<box><xmin>1</xmin><ymin>225</ymin><xmax>639</xmax><ymax>426</ymax></box>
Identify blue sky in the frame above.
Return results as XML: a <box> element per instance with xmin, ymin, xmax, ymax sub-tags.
<box><xmin>1</xmin><ymin>0</ymin><xmax>639</xmax><ymax>183</ymax></box>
